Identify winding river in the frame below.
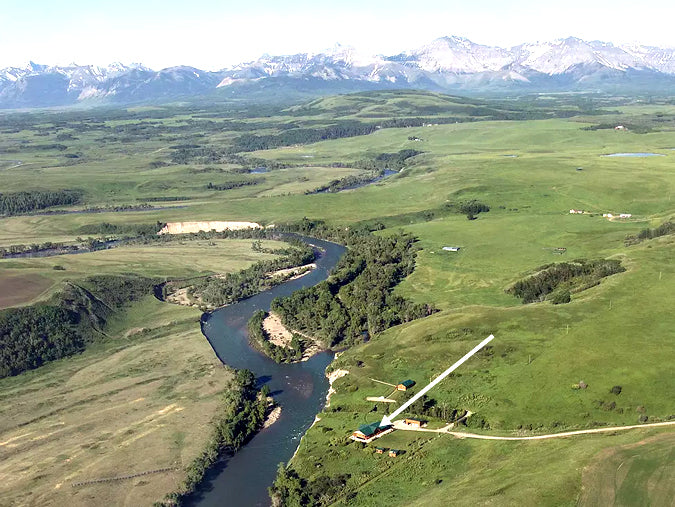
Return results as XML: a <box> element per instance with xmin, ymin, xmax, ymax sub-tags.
<box><xmin>190</xmin><ymin>236</ymin><xmax>346</xmax><ymax>507</ymax></box>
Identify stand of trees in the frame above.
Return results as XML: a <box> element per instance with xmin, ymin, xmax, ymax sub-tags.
<box><xmin>0</xmin><ymin>275</ymin><xmax>155</xmax><ymax>378</ymax></box>
<box><xmin>625</xmin><ymin>220</ymin><xmax>674</xmax><ymax>245</ymax></box>
<box><xmin>270</xmin><ymin>466</ymin><xmax>350</xmax><ymax>507</ymax></box>
<box><xmin>0</xmin><ymin>189</ymin><xmax>83</xmax><ymax>216</ymax></box>
<box><xmin>444</xmin><ymin>200</ymin><xmax>490</xmax><ymax>220</ymax></box>
<box><xmin>189</xmin><ymin>241</ymin><xmax>316</xmax><ymax>308</ymax></box>
<box><xmin>308</xmin><ymin>171</ymin><xmax>383</xmax><ymax>194</ymax></box>
<box><xmin>269</xmin><ymin>220</ymin><xmax>435</xmax><ymax>350</ymax></box>
<box><xmin>506</xmin><ymin>259</ymin><xmax>625</xmax><ymax>304</ymax></box>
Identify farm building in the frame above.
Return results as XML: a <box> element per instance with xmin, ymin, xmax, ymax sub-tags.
<box><xmin>442</xmin><ymin>246</ymin><xmax>460</xmax><ymax>252</ymax></box>
<box><xmin>397</xmin><ymin>379</ymin><xmax>416</xmax><ymax>391</ymax></box>
<box><xmin>389</xmin><ymin>449</ymin><xmax>401</xmax><ymax>457</ymax></box>
<box><xmin>403</xmin><ymin>418</ymin><xmax>422</xmax><ymax>428</ymax></box>
<box><xmin>375</xmin><ymin>447</ymin><xmax>386</xmax><ymax>454</ymax></box>
<box><xmin>350</xmin><ymin>422</ymin><xmax>393</xmax><ymax>443</ymax></box>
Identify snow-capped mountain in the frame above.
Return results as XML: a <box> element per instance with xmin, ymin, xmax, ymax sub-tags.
<box><xmin>1</xmin><ymin>36</ymin><xmax>674</xmax><ymax>108</ymax></box>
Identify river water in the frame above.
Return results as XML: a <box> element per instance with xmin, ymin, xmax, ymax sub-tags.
<box><xmin>190</xmin><ymin>236</ymin><xmax>346</xmax><ymax>507</ymax></box>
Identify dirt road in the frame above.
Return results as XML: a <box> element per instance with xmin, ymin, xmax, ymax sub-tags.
<box><xmin>392</xmin><ymin>420</ymin><xmax>675</xmax><ymax>440</ymax></box>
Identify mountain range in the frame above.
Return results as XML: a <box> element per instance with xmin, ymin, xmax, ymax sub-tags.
<box><xmin>2</xmin><ymin>36</ymin><xmax>674</xmax><ymax>109</ymax></box>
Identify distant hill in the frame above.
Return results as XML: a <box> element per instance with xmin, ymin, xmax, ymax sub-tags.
<box><xmin>2</xmin><ymin>36</ymin><xmax>675</xmax><ymax>108</ymax></box>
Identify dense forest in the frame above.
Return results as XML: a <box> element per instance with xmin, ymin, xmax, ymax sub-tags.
<box><xmin>0</xmin><ymin>275</ymin><xmax>155</xmax><ymax>377</ymax></box>
<box><xmin>506</xmin><ymin>258</ymin><xmax>626</xmax><ymax>304</ymax></box>
<box><xmin>0</xmin><ymin>189</ymin><xmax>82</xmax><ymax>216</ymax></box>
<box><xmin>268</xmin><ymin>220</ymin><xmax>435</xmax><ymax>350</ymax></box>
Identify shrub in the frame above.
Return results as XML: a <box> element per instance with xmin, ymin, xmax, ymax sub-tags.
<box><xmin>549</xmin><ymin>290</ymin><xmax>571</xmax><ymax>305</ymax></box>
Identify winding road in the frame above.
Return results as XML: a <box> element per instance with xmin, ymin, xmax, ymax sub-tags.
<box><xmin>392</xmin><ymin>420</ymin><xmax>675</xmax><ymax>440</ymax></box>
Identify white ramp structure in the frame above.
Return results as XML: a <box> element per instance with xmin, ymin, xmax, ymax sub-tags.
<box><xmin>380</xmin><ymin>334</ymin><xmax>494</xmax><ymax>428</ymax></box>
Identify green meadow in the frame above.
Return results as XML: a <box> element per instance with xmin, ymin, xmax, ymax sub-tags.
<box><xmin>0</xmin><ymin>91</ymin><xmax>673</xmax><ymax>505</ymax></box>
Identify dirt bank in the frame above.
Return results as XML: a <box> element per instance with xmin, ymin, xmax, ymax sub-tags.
<box><xmin>263</xmin><ymin>312</ymin><xmax>293</xmax><ymax>347</ymax></box>
<box><xmin>325</xmin><ymin>368</ymin><xmax>349</xmax><ymax>408</ymax></box>
<box><xmin>158</xmin><ymin>221</ymin><xmax>261</xmax><ymax>235</ymax></box>
<box><xmin>267</xmin><ymin>263</ymin><xmax>316</xmax><ymax>281</ymax></box>
<box><xmin>263</xmin><ymin>406</ymin><xmax>282</xmax><ymax>429</ymax></box>
<box><xmin>262</xmin><ymin>311</ymin><xmax>322</xmax><ymax>361</ymax></box>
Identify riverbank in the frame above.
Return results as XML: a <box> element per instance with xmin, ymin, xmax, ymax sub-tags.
<box><xmin>193</xmin><ymin>235</ymin><xmax>346</xmax><ymax>506</ymax></box>
<box><xmin>262</xmin><ymin>311</ymin><xmax>323</xmax><ymax>362</ymax></box>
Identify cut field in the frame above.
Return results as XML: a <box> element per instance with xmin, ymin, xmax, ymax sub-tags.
<box><xmin>578</xmin><ymin>433</ymin><xmax>675</xmax><ymax>506</ymax></box>
<box><xmin>0</xmin><ymin>236</ymin><xmax>287</xmax><ymax>505</ymax></box>
<box><xmin>0</xmin><ymin>272</ymin><xmax>52</xmax><ymax>308</ymax></box>
<box><xmin>0</xmin><ymin>298</ymin><xmax>230</xmax><ymax>507</ymax></box>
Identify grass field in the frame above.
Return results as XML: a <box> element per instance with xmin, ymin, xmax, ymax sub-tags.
<box><xmin>0</xmin><ymin>238</ymin><xmax>281</xmax><ymax>308</ymax></box>
<box><xmin>1</xmin><ymin>92</ymin><xmax>673</xmax><ymax>506</ymax></box>
<box><xmin>0</xmin><ymin>299</ymin><xmax>228</xmax><ymax>506</ymax></box>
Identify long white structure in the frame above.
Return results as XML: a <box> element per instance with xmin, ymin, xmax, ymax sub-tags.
<box><xmin>380</xmin><ymin>334</ymin><xmax>495</xmax><ymax>428</ymax></box>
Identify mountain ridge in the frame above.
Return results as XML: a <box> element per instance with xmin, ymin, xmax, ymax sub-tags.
<box><xmin>2</xmin><ymin>36</ymin><xmax>675</xmax><ymax>108</ymax></box>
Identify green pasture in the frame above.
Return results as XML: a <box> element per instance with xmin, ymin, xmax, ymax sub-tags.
<box><xmin>1</xmin><ymin>93</ymin><xmax>673</xmax><ymax>505</ymax></box>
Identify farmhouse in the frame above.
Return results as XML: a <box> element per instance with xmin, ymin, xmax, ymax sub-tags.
<box><xmin>350</xmin><ymin>422</ymin><xmax>393</xmax><ymax>443</ymax></box>
<box><xmin>442</xmin><ymin>246</ymin><xmax>460</xmax><ymax>252</ymax></box>
<box><xmin>397</xmin><ymin>379</ymin><xmax>416</xmax><ymax>391</ymax></box>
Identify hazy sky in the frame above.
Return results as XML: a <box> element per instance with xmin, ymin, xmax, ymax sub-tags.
<box><xmin>1</xmin><ymin>0</ymin><xmax>674</xmax><ymax>70</ymax></box>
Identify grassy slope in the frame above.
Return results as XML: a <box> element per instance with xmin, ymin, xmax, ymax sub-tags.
<box><xmin>268</xmin><ymin>106</ymin><xmax>673</xmax><ymax>505</ymax></box>
<box><xmin>289</xmin><ymin>237</ymin><xmax>673</xmax><ymax>506</ymax></box>
<box><xmin>0</xmin><ymin>238</ymin><xmax>280</xmax><ymax>308</ymax></box>
<box><xmin>0</xmin><ymin>299</ymin><xmax>224</xmax><ymax>507</ymax></box>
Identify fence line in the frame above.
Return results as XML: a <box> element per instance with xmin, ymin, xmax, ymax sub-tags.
<box><xmin>71</xmin><ymin>467</ymin><xmax>180</xmax><ymax>487</ymax></box>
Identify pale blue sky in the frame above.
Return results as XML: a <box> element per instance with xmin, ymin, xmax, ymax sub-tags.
<box><xmin>1</xmin><ymin>0</ymin><xmax>673</xmax><ymax>69</ymax></box>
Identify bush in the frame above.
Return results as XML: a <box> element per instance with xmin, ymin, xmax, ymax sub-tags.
<box><xmin>549</xmin><ymin>289</ymin><xmax>571</xmax><ymax>305</ymax></box>
<box><xmin>610</xmin><ymin>385</ymin><xmax>622</xmax><ymax>395</ymax></box>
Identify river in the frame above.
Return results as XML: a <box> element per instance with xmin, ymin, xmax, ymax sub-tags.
<box><xmin>190</xmin><ymin>236</ymin><xmax>346</xmax><ymax>507</ymax></box>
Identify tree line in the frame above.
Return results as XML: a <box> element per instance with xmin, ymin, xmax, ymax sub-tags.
<box><xmin>0</xmin><ymin>189</ymin><xmax>83</xmax><ymax>216</ymax></box>
<box><xmin>625</xmin><ymin>220</ymin><xmax>674</xmax><ymax>245</ymax></box>
<box><xmin>160</xmin><ymin>369</ymin><xmax>269</xmax><ymax>506</ymax></box>
<box><xmin>206</xmin><ymin>179</ymin><xmax>262</xmax><ymax>191</ymax></box>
